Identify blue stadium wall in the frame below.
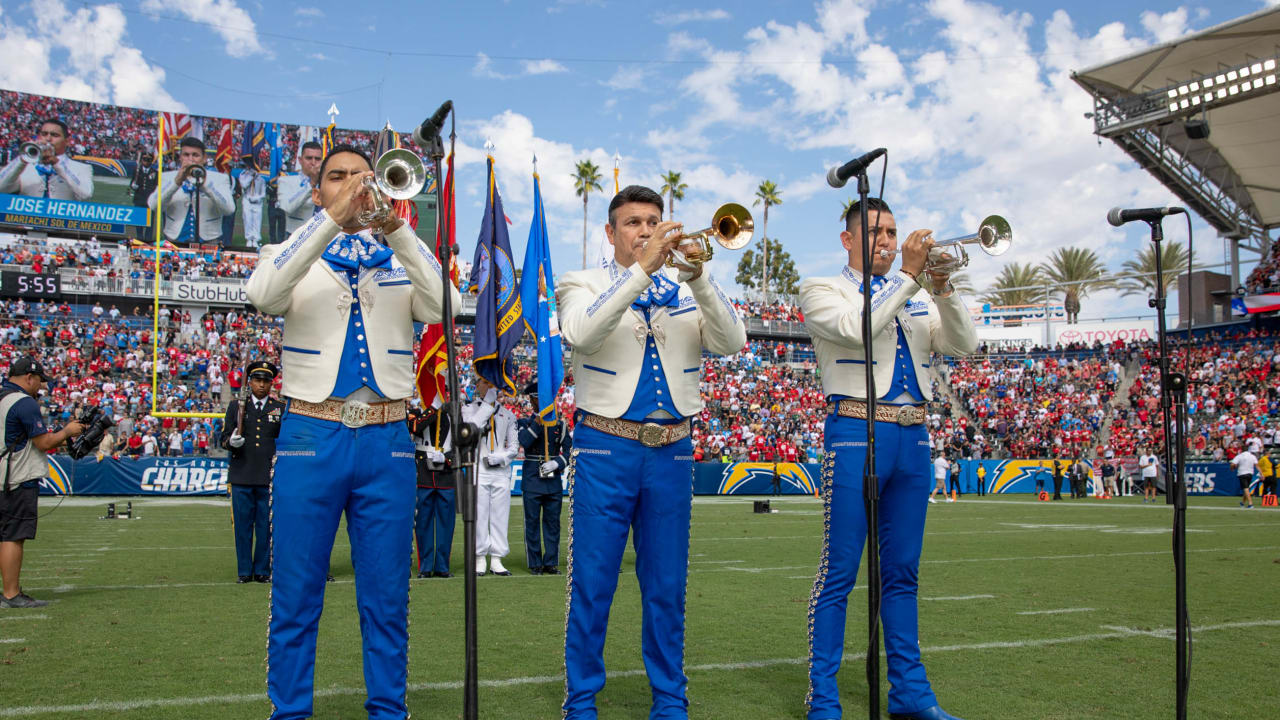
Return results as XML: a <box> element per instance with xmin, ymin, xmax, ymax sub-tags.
<box><xmin>38</xmin><ymin>457</ymin><xmax>1257</xmax><ymax>497</ymax></box>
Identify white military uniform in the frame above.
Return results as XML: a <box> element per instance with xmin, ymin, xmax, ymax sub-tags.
<box><xmin>148</xmin><ymin>168</ymin><xmax>235</xmax><ymax>243</ymax></box>
<box><xmin>236</xmin><ymin>168</ymin><xmax>267</xmax><ymax>247</ymax></box>
<box><xmin>0</xmin><ymin>154</ymin><xmax>94</xmax><ymax>200</ymax></box>
<box><xmin>276</xmin><ymin>173</ymin><xmax>317</xmax><ymax>234</ymax></box>
<box><xmin>467</xmin><ymin>397</ymin><xmax>518</xmax><ymax>563</ymax></box>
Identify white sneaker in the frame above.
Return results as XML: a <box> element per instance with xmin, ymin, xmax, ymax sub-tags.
<box><xmin>928</xmin><ymin>497</ymin><xmax>937</xmax><ymax>504</ymax></box>
<box><xmin>489</xmin><ymin>557</ymin><xmax>511</xmax><ymax>576</ymax></box>
<box><xmin>946</xmin><ymin>497</ymin><xmax>955</xmax><ymax>503</ymax></box>
<box><xmin>475</xmin><ymin>556</ymin><xmax>487</xmax><ymax>576</ymax></box>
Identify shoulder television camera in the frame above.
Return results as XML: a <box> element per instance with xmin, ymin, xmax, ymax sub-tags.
<box><xmin>66</xmin><ymin>406</ymin><xmax>116</xmax><ymax>460</ymax></box>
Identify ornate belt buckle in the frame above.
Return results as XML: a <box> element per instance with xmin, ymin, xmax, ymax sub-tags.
<box><xmin>340</xmin><ymin>400</ymin><xmax>372</xmax><ymax>428</ymax></box>
<box><xmin>638</xmin><ymin>423</ymin><xmax>665</xmax><ymax>448</ymax></box>
<box><xmin>897</xmin><ymin>406</ymin><xmax>924</xmax><ymax>427</ymax></box>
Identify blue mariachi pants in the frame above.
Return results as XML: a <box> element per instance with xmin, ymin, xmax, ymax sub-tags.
<box><xmin>268</xmin><ymin>412</ymin><xmax>417</xmax><ymax>720</ymax></box>
<box><xmin>807</xmin><ymin>415</ymin><xmax>937</xmax><ymax>719</ymax></box>
<box><xmin>564</xmin><ymin>424</ymin><xmax>693</xmax><ymax>720</ymax></box>
<box><xmin>414</xmin><ymin>487</ymin><xmax>456</xmax><ymax>575</ymax></box>
<box><xmin>230</xmin><ymin>484</ymin><xmax>270</xmax><ymax>577</ymax></box>
<box><xmin>523</xmin><ymin>490</ymin><xmax>562</xmax><ymax>570</ymax></box>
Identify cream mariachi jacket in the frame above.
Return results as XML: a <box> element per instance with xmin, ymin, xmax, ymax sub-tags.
<box><xmin>247</xmin><ymin>210</ymin><xmax>460</xmax><ymax>402</ymax></box>
<box><xmin>799</xmin><ymin>266</ymin><xmax>978</xmax><ymax>401</ymax></box>
<box><xmin>557</xmin><ymin>261</ymin><xmax>747</xmax><ymax>418</ymax></box>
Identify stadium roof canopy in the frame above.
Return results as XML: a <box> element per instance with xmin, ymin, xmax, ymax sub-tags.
<box><xmin>1073</xmin><ymin>6</ymin><xmax>1280</xmax><ymax>276</ymax></box>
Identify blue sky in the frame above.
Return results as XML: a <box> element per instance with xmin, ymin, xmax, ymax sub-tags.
<box><xmin>0</xmin><ymin>0</ymin><xmax>1275</xmax><ymax>321</ymax></box>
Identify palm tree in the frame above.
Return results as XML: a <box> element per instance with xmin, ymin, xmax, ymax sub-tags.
<box><xmin>981</xmin><ymin>262</ymin><xmax>1046</xmax><ymax>326</ymax></box>
<box><xmin>1115</xmin><ymin>240</ymin><xmax>1196</xmax><ymax>298</ymax></box>
<box><xmin>573</xmin><ymin>159</ymin><xmax>603</xmax><ymax>269</ymax></box>
<box><xmin>753</xmin><ymin>180</ymin><xmax>782</xmax><ymax>302</ymax></box>
<box><xmin>1037</xmin><ymin>247</ymin><xmax>1111</xmax><ymax>324</ymax></box>
<box><xmin>949</xmin><ymin>271</ymin><xmax>975</xmax><ymax>295</ymax></box>
<box><xmin>660</xmin><ymin>170</ymin><xmax>688</xmax><ymax>219</ymax></box>
<box><xmin>840</xmin><ymin>198</ymin><xmax>855</xmax><ymax>221</ymax></box>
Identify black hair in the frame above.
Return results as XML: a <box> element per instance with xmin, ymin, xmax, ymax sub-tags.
<box><xmin>179</xmin><ymin>137</ymin><xmax>206</xmax><ymax>152</ymax></box>
<box><xmin>300</xmin><ymin>140</ymin><xmax>322</xmax><ymax>153</ymax></box>
<box><xmin>317</xmin><ymin>144</ymin><xmax>371</xmax><ymax>187</ymax></box>
<box><xmin>607</xmin><ymin>185</ymin><xmax>664</xmax><ymax>227</ymax></box>
<box><xmin>843</xmin><ymin>197</ymin><xmax>893</xmax><ymax>232</ymax></box>
<box><xmin>38</xmin><ymin>118</ymin><xmax>68</xmax><ymax>137</ymax></box>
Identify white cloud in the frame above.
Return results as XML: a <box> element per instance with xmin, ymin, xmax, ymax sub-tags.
<box><xmin>1140</xmin><ymin>8</ymin><xmax>1190</xmax><ymax>42</ymax></box>
<box><xmin>472</xmin><ymin>53</ymin><xmax>511</xmax><ymax>80</ymax></box>
<box><xmin>294</xmin><ymin>7</ymin><xmax>323</xmax><ymax>17</ymax></box>
<box><xmin>521</xmin><ymin>58</ymin><xmax>568</xmax><ymax>75</ymax></box>
<box><xmin>654</xmin><ymin>9</ymin><xmax>731</xmax><ymax>26</ymax></box>
<box><xmin>139</xmin><ymin>0</ymin><xmax>267</xmax><ymax>58</ymax></box>
<box><xmin>0</xmin><ymin>1</ymin><xmax>183</xmax><ymax>110</ymax></box>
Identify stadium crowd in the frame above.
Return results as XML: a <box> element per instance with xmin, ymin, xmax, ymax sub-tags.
<box><xmin>0</xmin><ymin>90</ymin><xmax>154</xmax><ymax>163</ymax></box>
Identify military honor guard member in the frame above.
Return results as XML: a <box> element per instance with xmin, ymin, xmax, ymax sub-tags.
<box><xmin>409</xmin><ymin>399</ymin><xmax>456</xmax><ymax>578</ymax></box>
<box><xmin>277</xmin><ymin>140</ymin><xmax>324</xmax><ymax>234</ymax></box>
<box><xmin>799</xmin><ymin>198</ymin><xmax>978</xmax><ymax>720</ymax></box>
<box><xmin>148</xmin><ymin>137</ymin><xmax>234</xmax><ymax>245</ymax></box>
<box><xmin>557</xmin><ymin>185</ymin><xmax>747</xmax><ymax>719</ymax></box>
<box><xmin>466</xmin><ymin>377</ymin><xmax>518</xmax><ymax>577</ymax></box>
<box><xmin>516</xmin><ymin>380</ymin><xmax>572</xmax><ymax>575</ymax></box>
<box><xmin>246</xmin><ymin>144</ymin><xmax>459</xmax><ymax>720</ymax></box>
<box><xmin>219</xmin><ymin>361</ymin><xmax>283</xmax><ymax>583</ymax></box>
<box><xmin>235</xmin><ymin>156</ymin><xmax>268</xmax><ymax>248</ymax></box>
<box><xmin>0</xmin><ymin>118</ymin><xmax>93</xmax><ymax>200</ymax></box>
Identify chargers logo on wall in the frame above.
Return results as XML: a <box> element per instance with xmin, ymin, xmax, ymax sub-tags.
<box><xmin>717</xmin><ymin>463</ymin><xmax>817</xmax><ymax>495</ymax></box>
<box><xmin>140</xmin><ymin>458</ymin><xmax>228</xmax><ymax>493</ymax></box>
<box><xmin>986</xmin><ymin>460</ymin><xmax>1090</xmax><ymax>494</ymax></box>
<box><xmin>40</xmin><ymin>457</ymin><xmax>72</xmax><ymax>495</ymax></box>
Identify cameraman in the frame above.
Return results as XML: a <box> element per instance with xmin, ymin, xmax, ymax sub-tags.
<box><xmin>0</xmin><ymin>358</ymin><xmax>83</xmax><ymax>609</ymax></box>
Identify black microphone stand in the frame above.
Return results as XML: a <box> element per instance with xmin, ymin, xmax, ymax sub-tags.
<box><xmin>423</xmin><ymin>110</ymin><xmax>481</xmax><ymax>720</ymax></box>
<box><xmin>1145</xmin><ymin>218</ymin><xmax>1190</xmax><ymax>720</ymax></box>
<box><xmin>854</xmin><ymin>169</ymin><xmax>883</xmax><ymax>720</ymax></box>
<box><xmin>192</xmin><ymin>169</ymin><xmax>203</xmax><ymax>246</ymax></box>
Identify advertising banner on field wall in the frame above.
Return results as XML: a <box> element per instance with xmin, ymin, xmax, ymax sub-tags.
<box><xmin>38</xmin><ymin>457</ymin><xmax>1247</xmax><ymax>497</ymax></box>
<box><xmin>1053</xmin><ymin>319</ymin><xmax>1156</xmax><ymax>346</ymax></box>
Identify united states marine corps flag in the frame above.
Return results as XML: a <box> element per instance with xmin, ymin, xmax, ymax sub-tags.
<box><xmin>471</xmin><ymin>155</ymin><xmax>522</xmax><ymax>393</ymax></box>
<box><xmin>519</xmin><ymin>169</ymin><xmax>563</xmax><ymax>423</ymax></box>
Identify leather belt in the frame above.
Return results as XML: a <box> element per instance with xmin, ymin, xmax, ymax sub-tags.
<box><xmin>290</xmin><ymin>398</ymin><xmax>407</xmax><ymax>428</ymax></box>
<box><xmin>827</xmin><ymin>398</ymin><xmax>926</xmax><ymax>427</ymax></box>
<box><xmin>581</xmin><ymin>414</ymin><xmax>691</xmax><ymax>448</ymax></box>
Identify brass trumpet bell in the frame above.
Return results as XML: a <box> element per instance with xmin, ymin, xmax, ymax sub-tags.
<box><xmin>357</xmin><ymin>148</ymin><xmax>427</xmax><ymax>226</ymax></box>
<box><xmin>20</xmin><ymin>142</ymin><xmax>45</xmax><ymax>164</ymax></box>
<box><xmin>666</xmin><ymin>202</ymin><xmax>754</xmax><ymax>268</ymax></box>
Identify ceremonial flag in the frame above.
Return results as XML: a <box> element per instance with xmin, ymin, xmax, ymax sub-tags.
<box><xmin>241</xmin><ymin>121</ymin><xmax>266</xmax><ymax>162</ymax></box>
<box><xmin>470</xmin><ymin>156</ymin><xmax>522</xmax><ymax>393</ymax></box>
<box><xmin>265</xmin><ymin>123</ymin><xmax>282</xmax><ymax>179</ymax></box>
<box><xmin>415</xmin><ymin>150</ymin><xmax>456</xmax><ymax>405</ymax></box>
<box><xmin>321</xmin><ymin>122</ymin><xmax>336</xmax><ymax>158</ymax></box>
<box><xmin>519</xmin><ymin>172</ymin><xmax>563</xmax><ymax>423</ymax></box>
<box><xmin>213</xmin><ymin>119</ymin><xmax>234</xmax><ymax>172</ymax></box>
<box><xmin>1233</xmin><ymin>293</ymin><xmax>1280</xmax><ymax>315</ymax></box>
<box><xmin>160</xmin><ymin>112</ymin><xmax>191</xmax><ymax>152</ymax></box>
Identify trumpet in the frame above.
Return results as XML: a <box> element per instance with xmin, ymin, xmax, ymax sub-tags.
<box><xmin>665</xmin><ymin>202</ymin><xmax>754</xmax><ymax>268</ymax></box>
<box><xmin>20</xmin><ymin>142</ymin><xmax>50</xmax><ymax>163</ymax></box>
<box><xmin>357</xmin><ymin>148</ymin><xmax>427</xmax><ymax>226</ymax></box>
<box><xmin>877</xmin><ymin>214</ymin><xmax>1011</xmax><ymax>274</ymax></box>
<box><xmin>186</xmin><ymin>165</ymin><xmax>207</xmax><ymax>185</ymax></box>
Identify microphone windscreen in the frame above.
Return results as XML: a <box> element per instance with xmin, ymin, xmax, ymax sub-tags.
<box><xmin>826</xmin><ymin>166</ymin><xmax>847</xmax><ymax>189</ymax></box>
<box><xmin>1106</xmin><ymin>207</ymin><xmax>1125</xmax><ymax>227</ymax></box>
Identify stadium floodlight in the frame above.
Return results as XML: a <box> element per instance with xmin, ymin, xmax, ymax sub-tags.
<box><xmin>1164</xmin><ymin>57</ymin><xmax>1279</xmax><ymax>113</ymax></box>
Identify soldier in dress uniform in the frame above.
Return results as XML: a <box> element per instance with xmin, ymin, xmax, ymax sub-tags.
<box><xmin>0</xmin><ymin>118</ymin><xmax>94</xmax><ymax>200</ymax></box>
<box><xmin>467</xmin><ymin>377</ymin><xmax>518</xmax><ymax>577</ymax></box>
<box><xmin>235</xmin><ymin>155</ymin><xmax>267</xmax><ymax>248</ymax></box>
<box><xmin>409</xmin><ymin>399</ymin><xmax>456</xmax><ymax>578</ymax></box>
<box><xmin>219</xmin><ymin>360</ymin><xmax>284</xmax><ymax>583</ymax></box>
<box><xmin>148</xmin><ymin>137</ymin><xmax>234</xmax><ymax>245</ymax></box>
<box><xmin>516</xmin><ymin>380</ymin><xmax>571</xmax><ymax>575</ymax></box>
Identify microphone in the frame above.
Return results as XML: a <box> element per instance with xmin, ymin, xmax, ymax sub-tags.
<box><xmin>412</xmin><ymin>100</ymin><xmax>454</xmax><ymax>146</ymax></box>
<box><xmin>1106</xmin><ymin>205</ymin><xmax>1185</xmax><ymax>227</ymax></box>
<box><xmin>826</xmin><ymin>148</ymin><xmax>886</xmax><ymax>188</ymax></box>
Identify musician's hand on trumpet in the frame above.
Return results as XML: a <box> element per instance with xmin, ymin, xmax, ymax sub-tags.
<box><xmin>898</xmin><ymin>229</ymin><xmax>934</xmax><ymax>280</ymax></box>
<box><xmin>638</xmin><ymin>220</ymin><xmax>684</xmax><ymax>277</ymax></box>
<box><xmin>326</xmin><ymin>171</ymin><xmax>378</xmax><ymax>231</ymax></box>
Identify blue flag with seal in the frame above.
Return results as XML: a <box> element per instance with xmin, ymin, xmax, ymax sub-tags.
<box><xmin>471</xmin><ymin>156</ymin><xmax>522</xmax><ymax>393</ymax></box>
<box><xmin>519</xmin><ymin>172</ymin><xmax>563</xmax><ymax>423</ymax></box>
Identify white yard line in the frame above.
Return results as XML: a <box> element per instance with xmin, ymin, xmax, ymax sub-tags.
<box><xmin>3</xmin><ymin>619</ymin><xmax>1276</xmax><ymax>717</ymax></box>
<box><xmin>1018</xmin><ymin>608</ymin><xmax>1096</xmax><ymax>615</ymax></box>
<box><xmin>0</xmin><ymin>638</ymin><xmax>25</xmax><ymax>644</ymax></box>
<box><xmin>0</xmin><ymin>615</ymin><xmax>48</xmax><ymax>622</ymax></box>
<box><xmin>923</xmin><ymin>594</ymin><xmax>995</xmax><ymax>601</ymax></box>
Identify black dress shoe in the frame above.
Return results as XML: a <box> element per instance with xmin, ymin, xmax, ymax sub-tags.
<box><xmin>417</xmin><ymin>571</ymin><xmax>431</xmax><ymax>579</ymax></box>
<box><xmin>326</xmin><ymin>574</ymin><xmax>335</xmax><ymax>582</ymax></box>
<box><xmin>889</xmin><ymin>704</ymin><xmax>965</xmax><ymax>720</ymax></box>
<box><xmin>529</xmin><ymin>567</ymin><xmax>543</xmax><ymax>576</ymax></box>
<box><xmin>237</xmin><ymin>576</ymin><xmax>251</xmax><ymax>584</ymax></box>
<box><xmin>434</xmin><ymin>571</ymin><xmax>452</xmax><ymax>579</ymax></box>
<box><xmin>542</xmin><ymin>566</ymin><xmax>560</xmax><ymax>575</ymax></box>
<box><xmin>253</xmin><ymin>574</ymin><xmax>271</xmax><ymax>583</ymax></box>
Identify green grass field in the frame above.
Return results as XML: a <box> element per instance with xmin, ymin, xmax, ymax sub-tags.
<box><xmin>2</xmin><ymin>495</ymin><xmax>1277</xmax><ymax>719</ymax></box>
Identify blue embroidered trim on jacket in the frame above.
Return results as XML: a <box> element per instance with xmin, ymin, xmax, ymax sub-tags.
<box><xmin>835</xmin><ymin>358</ymin><xmax>870</xmax><ymax>364</ymax></box>
<box><xmin>416</xmin><ymin>242</ymin><xmax>443</xmax><ymax>272</ymax></box>
<box><xmin>378</xmin><ymin>280</ymin><xmax>412</xmax><ymax>286</ymax></box>
<box><xmin>869</xmin><ymin>275</ymin><xmax>904</xmax><ymax>312</ymax></box>
<box><xmin>683</xmin><ymin>367</ymin><xmax>699</xmax><ymax>373</ymax></box>
<box><xmin>274</xmin><ymin>212</ymin><xmax>326</xmax><ymax>269</ymax></box>
<box><xmin>708</xmin><ymin>278</ymin><xmax>739</xmax><ymax>322</ymax></box>
<box><xmin>387</xmin><ymin>349</ymin><xmax>414</xmax><ymax>356</ymax></box>
<box><xmin>282</xmin><ymin>345</ymin><xmax>321</xmax><ymax>355</ymax></box>
<box><xmin>371</xmin><ymin>267</ymin><xmax>408</xmax><ymax>281</ymax></box>
<box><xmin>668</xmin><ymin>305</ymin><xmax>697</xmax><ymax>317</ymax></box>
<box><xmin>582</xmin><ymin>364</ymin><xmax>616</xmax><ymax>375</ymax></box>
<box><xmin>586</xmin><ymin>268</ymin><xmax>633</xmax><ymax>318</ymax></box>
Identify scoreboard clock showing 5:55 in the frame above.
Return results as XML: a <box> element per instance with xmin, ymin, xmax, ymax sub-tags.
<box><xmin>1</xmin><ymin>271</ymin><xmax>61</xmax><ymax>298</ymax></box>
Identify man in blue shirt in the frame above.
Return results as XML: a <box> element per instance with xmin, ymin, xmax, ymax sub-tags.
<box><xmin>0</xmin><ymin>358</ymin><xmax>83</xmax><ymax>609</ymax></box>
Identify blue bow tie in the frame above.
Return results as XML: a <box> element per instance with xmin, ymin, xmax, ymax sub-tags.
<box><xmin>323</xmin><ymin>233</ymin><xmax>393</xmax><ymax>271</ymax></box>
<box><xmin>631</xmin><ymin>273</ymin><xmax>681</xmax><ymax>311</ymax></box>
<box><xmin>34</xmin><ymin>164</ymin><xmax>55</xmax><ymax>179</ymax></box>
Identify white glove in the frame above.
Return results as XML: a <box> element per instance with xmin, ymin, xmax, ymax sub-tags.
<box><xmin>428</xmin><ymin>449</ymin><xmax>446</xmax><ymax>464</ymax></box>
<box><xmin>485</xmin><ymin>453</ymin><xmax>504</xmax><ymax>467</ymax></box>
<box><xmin>228</xmin><ymin>433</ymin><xmax>244</xmax><ymax>448</ymax></box>
<box><xmin>483</xmin><ymin>388</ymin><xmax>497</xmax><ymax>405</ymax></box>
<box><xmin>539</xmin><ymin>460</ymin><xmax>558</xmax><ymax>477</ymax></box>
